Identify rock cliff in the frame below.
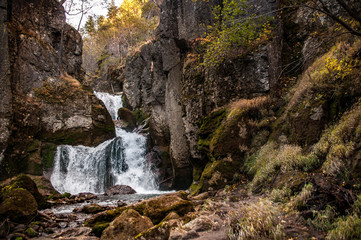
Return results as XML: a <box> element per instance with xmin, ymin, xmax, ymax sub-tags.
<box><xmin>123</xmin><ymin>0</ymin><xmax>278</xmax><ymax>189</ymax></box>
<box><xmin>0</xmin><ymin>0</ymin><xmax>115</xmax><ymax>179</ymax></box>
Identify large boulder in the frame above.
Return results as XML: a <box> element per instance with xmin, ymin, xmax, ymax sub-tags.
<box><xmin>133</xmin><ymin>192</ymin><xmax>193</xmax><ymax>224</ymax></box>
<box><xmin>10</xmin><ymin>174</ymin><xmax>48</xmax><ymax>209</ymax></box>
<box><xmin>101</xmin><ymin>209</ymin><xmax>153</xmax><ymax>240</ymax></box>
<box><xmin>0</xmin><ymin>187</ymin><xmax>38</xmax><ymax>223</ymax></box>
<box><xmin>104</xmin><ymin>185</ymin><xmax>136</xmax><ymax>196</ymax></box>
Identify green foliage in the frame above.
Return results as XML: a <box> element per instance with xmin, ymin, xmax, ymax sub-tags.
<box><xmin>82</xmin><ymin>0</ymin><xmax>159</xmax><ymax>74</ymax></box>
<box><xmin>91</xmin><ymin>222</ymin><xmax>110</xmax><ymax>237</ymax></box>
<box><xmin>202</xmin><ymin>0</ymin><xmax>271</xmax><ymax>68</ymax></box>
<box><xmin>307</xmin><ymin>205</ymin><xmax>337</xmax><ymax>232</ymax></box>
<box><xmin>326</xmin><ymin>195</ymin><xmax>361</xmax><ymax>239</ymax></box>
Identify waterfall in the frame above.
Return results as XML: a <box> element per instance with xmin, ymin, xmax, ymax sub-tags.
<box><xmin>50</xmin><ymin>92</ymin><xmax>158</xmax><ymax>195</ymax></box>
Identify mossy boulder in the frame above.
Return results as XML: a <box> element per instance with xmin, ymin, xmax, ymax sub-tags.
<box><xmin>10</xmin><ymin>174</ymin><xmax>48</xmax><ymax>209</ymax></box>
<box><xmin>82</xmin><ymin>203</ymin><xmax>106</xmax><ymax>214</ymax></box>
<box><xmin>101</xmin><ymin>209</ymin><xmax>154</xmax><ymax>240</ymax></box>
<box><xmin>117</xmin><ymin>107</ymin><xmax>136</xmax><ymax>130</ymax></box>
<box><xmin>91</xmin><ymin>222</ymin><xmax>110</xmax><ymax>237</ymax></box>
<box><xmin>190</xmin><ymin>160</ymin><xmax>242</xmax><ymax>195</ymax></box>
<box><xmin>0</xmin><ymin>187</ymin><xmax>38</xmax><ymax>222</ymax></box>
<box><xmin>132</xmin><ymin>192</ymin><xmax>193</xmax><ymax>224</ymax></box>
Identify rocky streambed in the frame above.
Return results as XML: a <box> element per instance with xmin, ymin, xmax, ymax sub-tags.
<box><xmin>1</xmin><ymin>174</ymin><xmax>332</xmax><ymax>240</ymax></box>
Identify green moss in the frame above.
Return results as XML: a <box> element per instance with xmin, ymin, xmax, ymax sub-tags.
<box><xmin>196</xmin><ymin>160</ymin><xmax>242</xmax><ymax>194</ymax></box>
<box><xmin>133</xmin><ymin>108</ymin><xmax>150</xmax><ymax>124</ymax></box>
<box><xmin>25</xmin><ymin>228</ymin><xmax>38</xmax><ymax>237</ymax></box>
<box><xmin>61</xmin><ymin>192</ymin><xmax>71</xmax><ymax>198</ymax></box>
<box><xmin>10</xmin><ymin>174</ymin><xmax>47</xmax><ymax>209</ymax></box>
<box><xmin>197</xmin><ymin>109</ymin><xmax>227</xmax><ymax>155</ymax></box>
<box><xmin>91</xmin><ymin>222</ymin><xmax>110</xmax><ymax>237</ymax></box>
<box><xmin>0</xmin><ymin>187</ymin><xmax>38</xmax><ymax>223</ymax></box>
<box><xmin>41</xmin><ymin>142</ymin><xmax>55</xmax><ymax>171</ymax></box>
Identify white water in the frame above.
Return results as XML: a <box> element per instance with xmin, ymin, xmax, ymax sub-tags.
<box><xmin>50</xmin><ymin>92</ymin><xmax>159</xmax><ymax>195</ymax></box>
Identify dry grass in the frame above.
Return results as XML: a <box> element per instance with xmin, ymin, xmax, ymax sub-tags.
<box><xmin>228</xmin><ymin>96</ymin><xmax>270</xmax><ymax>116</ymax></box>
<box><xmin>286</xmin><ymin>183</ymin><xmax>313</xmax><ymax>211</ymax></box>
<box><xmin>227</xmin><ymin>198</ymin><xmax>284</xmax><ymax>240</ymax></box>
<box><xmin>246</xmin><ymin>142</ymin><xmax>317</xmax><ymax>191</ymax></box>
<box><xmin>313</xmin><ymin>99</ymin><xmax>361</xmax><ymax>178</ymax></box>
<box><xmin>34</xmin><ymin>73</ymin><xmax>83</xmax><ymax>103</ymax></box>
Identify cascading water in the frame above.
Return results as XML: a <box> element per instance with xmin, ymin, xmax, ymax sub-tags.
<box><xmin>50</xmin><ymin>92</ymin><xmax>158</xmax><ymax>195</ymax></box>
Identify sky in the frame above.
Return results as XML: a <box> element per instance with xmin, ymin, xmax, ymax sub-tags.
<box><xmin>65</xmin><ymin>0</ymin><xmax>124</xmax><ymax>30</ymax></box>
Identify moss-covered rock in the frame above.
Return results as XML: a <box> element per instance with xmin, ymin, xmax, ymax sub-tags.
<box><xmin>0</xmin><ymin>187</ymin><xmax>38</xmax><ymax>222</ymax></box>
<box><xmin>82</xmin><ymin>203</ymin><xmax>106</xmax><ymax>214</ymax></box>
<box><xmin>132</xmin><ymin>192</ymin><xmax>193</xmax><ymax>224</ymax></box>
<box><xmin>91</xmin><ymin>222</ymin><xmax>110</xmax><ymax>237</ymax></box>
<box><xmin>191</xmin><ymin>160</ymin><xmax>242</xmax><ymax>195</ymax></box>
<box><xmin>10</xmin><ymin>174</ymin><xmax>48</xmax><ymax>209</ymax></box>
<box><xmin>41</xmin><ymin>143</ymin><xmax>56</xmax><ymax>173</ymax></box>
<box><xmin>135</xmin><ymin>222</ymin><xmax>170</xmax><ymax>240</ymax></box>
<box><xmin>25</xmin><ymin>227</ymin><xmax>38</xmax><ymax>237</ymax></box>
<box><xmin>101</xmin><ymin>209</ymin><xmax>154</xmax><ymax>240</ymax></box>
<box><xmin>197</xmin><ymin>109</ymin><xmax>227</xmax><ymax>157</ymax></box>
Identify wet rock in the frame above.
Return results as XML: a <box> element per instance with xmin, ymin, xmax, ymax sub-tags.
<box><xmin>101</xmin><ymin>209</ymin><xmax>154</xmax><ymax>240</ymax></box>
<box><xmin>104</xmin><ymin>185</ymin><xmax>136</xmax><ymax>195</ymax></box>
<box><xmin>13</xmin><ymin>224</ymin><xmax>26</xmax><ymax>233</ymax></box>
<box><xmin>58</xmin><ymin>222</ymin><xmax>68</xmax><ymax>228</ymax></box>
<box><xmin>117</xmin><ymin>200</ymin><xmax>127</xmax><ymax>207</ymax></box>
<box><xmin>81</xmin><ymin>203</ymin><xmax>106</xmax><ymax>214</ymax></box>
<box><xmin>117</xmin><ymin>107</ymin><xmax>137</xmax><ymax>130</ymax></box>
<box><xmin>25</xmin><ymin>227</ymin><xmax>38</xmax><ymax>237</ymax></box>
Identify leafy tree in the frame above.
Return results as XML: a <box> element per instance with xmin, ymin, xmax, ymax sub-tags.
<box><xmin>82</xmin><ymin>0</ymin><xmax>159</xmax><ymax>74</ymax></box>
<box><xmin>84</xmin><ymin>15</ymin><xmax>96</xmax><ymax>36</ymax></box>
<box><xmin>201</xmin><ymin>0</ymin><xmax>271</xmax><ymax>68</ymax></box>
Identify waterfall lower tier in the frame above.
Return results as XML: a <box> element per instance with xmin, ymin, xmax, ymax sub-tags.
<box><xmin>50</xmin><ymin>92</ymin><xmax>159</xmax><ymax>195</ymax></box>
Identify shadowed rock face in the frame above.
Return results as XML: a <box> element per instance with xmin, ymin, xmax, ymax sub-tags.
<box><xmin>0</xmin><ymin>0</ymin><xmax>115</xmax><ymax>179</ymax></box>
<box><xmin>123</xmin><ymin>0</ymin><xmax>277</xmax><ymax>189</ymax></box>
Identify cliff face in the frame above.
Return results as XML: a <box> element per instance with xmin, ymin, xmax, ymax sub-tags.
<box><xmin>123</xmin><ymin>0</ymin><xmax>278</xmax><ymax>189</ymax></box>
<box><xmin>0</xmin><ymin>0</ymin><xmax>115</xmax><ymax>179</ymax></box>
<box><xmin>0</xmin><ymin>0</ymin><xmax>12</xmax><ymax>165</ymax></box>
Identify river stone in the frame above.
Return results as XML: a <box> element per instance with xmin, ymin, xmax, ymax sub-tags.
<box><xmin>101</xmin><ymin>209</ymin><xmax>153</xmax><ymax>240</ymax></box>
<box><xmin>104</xmin><ymin>185</ymin><xmax>136</xmax><ymax>196</ymax></box>
<box><xmin>132</xmin><ymin>192</ymin><xmax>193</xmax><ymax>224</ymax></box>
<box><xmin>81</xmin><ymin>204</ymin><xmax>106</xmax><ymax>214</ymax></box>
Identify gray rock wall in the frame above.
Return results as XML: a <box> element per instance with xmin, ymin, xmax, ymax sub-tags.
<box><xmin>123</xmin><ymin>0</ymin><xmax>278</xmax><ymax>189</ymax></box>
<box><xmin>0</xmin><ymin>0</ymin><xmax>12</xmax><ymax>163</ymax></box>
